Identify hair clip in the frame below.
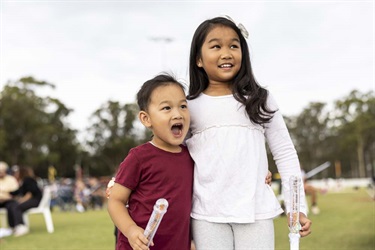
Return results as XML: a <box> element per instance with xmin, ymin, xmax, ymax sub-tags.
<box><xmin>221</xmin><ymin>15</ymin><xmax>249</xmax><ymax>39</ymax></box>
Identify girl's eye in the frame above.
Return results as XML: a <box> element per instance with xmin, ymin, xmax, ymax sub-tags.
<box><xmin>211</xmin><ymin>45</ymin><xmax>220</xmax><ymax>49</ymax></box>
<box><xmin>231</xmin><ymin>44</ymin><xmax>239</xmax><ymax>49</ymax></box>
<box><xmin>181</xmin><ymin>104</ymin><xmax>188</xmax><ymax>109</ymax></box>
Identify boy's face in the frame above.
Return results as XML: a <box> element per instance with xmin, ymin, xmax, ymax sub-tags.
<box><xmin>139</xmin><ymin>84</ymin><xmax>190</xmax><ymax>152</ymax></box>
<box><xmin>197</xmin><ymin>25</ymin><xmax>242</xmax><ymax>85</ymax></box>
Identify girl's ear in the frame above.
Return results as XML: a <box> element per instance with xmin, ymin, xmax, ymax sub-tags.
<box><xmin>139</xmin><ymin>111</ymin><xmax>152</xmax><ymax>128</ymax></box>
<box><xmin>197</xmin><ymin>58</ymin><xmax>203</xmax><ymax>67</ymax></box>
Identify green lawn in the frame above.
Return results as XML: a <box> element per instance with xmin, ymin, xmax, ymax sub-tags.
<box><xmin>1</xmin><ymin>189</ymin><xmax>374</xmax><ymax>250</ymax></box>
<box><xmin>274</xmin><ymin>188</ymin><xmax>375</xmax><ymax>250</ymax></box>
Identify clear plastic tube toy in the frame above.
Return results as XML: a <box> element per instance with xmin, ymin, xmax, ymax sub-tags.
<box><xmin>143</xmin><ymin>198</ymin><xmax>169</xmax><ymax>247</ymax></box>
<box><xmin>288</xmin><ymin>176</ymin><xmax>301</xmax><ymax>250</ymax></box>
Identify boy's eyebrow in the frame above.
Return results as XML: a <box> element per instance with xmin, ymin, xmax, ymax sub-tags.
<box><xmin>159</xmin><ymin>98</ymin><xmax>187</xmax><ymax>105</ymax></box>
<box><xmin>158</xmin><ymin>98</ymin><xmax>187</xmax><ymax>105</ymax></box>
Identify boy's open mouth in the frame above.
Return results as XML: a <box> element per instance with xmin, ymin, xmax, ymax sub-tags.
<box><xmin>171</xmin><ymin>123</ymin><xmax>183</xmax><ymax>136</ymax></box>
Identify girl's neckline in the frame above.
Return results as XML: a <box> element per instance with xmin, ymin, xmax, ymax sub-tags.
<box><xmin>201</xmin><ymin>93</ymin><xmax>233</xmax><ymax>98</ymax></box>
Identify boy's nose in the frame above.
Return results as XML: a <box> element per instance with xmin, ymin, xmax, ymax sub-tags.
<box><xmin>172</xmin><ymin>110</ymin><xmax>183</xmax><ymax>119</ymax></box>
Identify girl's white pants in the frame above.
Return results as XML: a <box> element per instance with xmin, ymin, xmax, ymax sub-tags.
<box><xmin>191</xmin><ymin>218</ymin><xmax>275</xmax><ymax>250</ymax></box>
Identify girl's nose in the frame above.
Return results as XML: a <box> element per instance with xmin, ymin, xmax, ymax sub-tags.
<box><xmin>221</xmin><ymin>50</ymin><xmax>233</xmax><ymax>59</ymax></box>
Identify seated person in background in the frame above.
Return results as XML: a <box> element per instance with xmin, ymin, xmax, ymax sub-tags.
<box><xmin>0</xmin><ymin>162</ymin><xmax>19</xmax><ymax>237</ymax></box>
<box><xmin>10</xmin><ymin>166</ymin><xmax>43</xmax><ymax>237</ymax></box>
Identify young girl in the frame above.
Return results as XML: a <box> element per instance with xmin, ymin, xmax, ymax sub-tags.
<box><xmin>107</xmin><ymin>74</ymin><xmax>194</xmax><ymax>250</ymax></box>
<box><xmin>186</xmin><ymin>16</ymin><xmax>312</xmax><ymax>249</ymax></box>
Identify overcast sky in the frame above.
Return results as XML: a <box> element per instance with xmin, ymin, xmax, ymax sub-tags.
<box><xmin>1</xmin><ymin>0</ymin><xmax>373</xmax><ymax>140</ymax></box>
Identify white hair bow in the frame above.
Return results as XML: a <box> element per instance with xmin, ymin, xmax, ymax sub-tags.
<box><xmin>221</xmin><ymin>15</ymin><xmax>249</xmax><ymax>39</ymax></box>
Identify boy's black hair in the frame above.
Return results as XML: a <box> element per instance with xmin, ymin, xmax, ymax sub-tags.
<box><xmin>188</xmin><ymin>16</ymin><xmax>275</xmax><ymax>125</ymax></box>
<box><xmin>137</xmin><ymin>73</ymin><xmax>185</xmax><ymax>112</ymax></box>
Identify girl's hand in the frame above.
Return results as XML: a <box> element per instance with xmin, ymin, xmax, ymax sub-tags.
<box><xmin>190</xmin><ymin>240</ymin><xmax>196</xmax><ymax>250</ymax></box>
<box><xmin>106</xmin><ymin>177</ymin><xmax>115</xmax><ymax>198</ymax></box>
<box><xmin>265</xmin><ymin>170</ymin><xmax>272</xmax><ymax>186</ymax></box>
<box><xmin>126</xmin><ymin>224</ymin><xmax>153</xmax><ymax>250</ymax></box>
<box><xmin>298</xmin><ymin>213</ymin><xmax>312</xmax><ymax>237</ymax></box>
<box><xmin>286</xmin><ymin>212</ymin><xmax>312</xmax><ymax>237</ymax></box>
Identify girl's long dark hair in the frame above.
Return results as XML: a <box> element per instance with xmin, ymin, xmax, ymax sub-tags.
<box><xmin>188</xmin><ymin>17</ymin><xmax>275</xmax><ymax>125</ymax></box>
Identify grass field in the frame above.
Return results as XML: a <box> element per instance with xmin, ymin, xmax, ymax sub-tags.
<box><xmin>0</xmin><ymin>188</ymin><xmax>374</xmax><ymax>250</ymax></box>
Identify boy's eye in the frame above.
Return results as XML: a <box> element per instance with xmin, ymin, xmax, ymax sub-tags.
<box><xmin>161</xmin><ymin>106</ymin><xmax>171</xmax><ymax>110</ymax></box>
<box><xmin>181</xmin><ymin>104</ymin><xmax>188</xmax><ymax>109</ymax></box>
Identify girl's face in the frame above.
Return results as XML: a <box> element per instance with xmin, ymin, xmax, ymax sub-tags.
<box><xmin>197</xmin><ymin>25</ymin><xmax>242</xmax><ymax>85</ymax></box>
<box><xmin>139</xmin><ymin>84</ymin><xmax>190</xmax><ymax>153</ymax></box>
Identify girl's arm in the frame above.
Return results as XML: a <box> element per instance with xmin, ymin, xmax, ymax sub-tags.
<box><xmin>108</xmin><ymin>183</ymin><xmax>151</xmax><ymax>250</ymax></box>
<box><xmin>265</xmin><ymin>94</ymin><xmax>310</xmax><ymax>236</ymax></box>
<box><xmin>265</xmin><ymin>94</ymin><xmax>307</xmax><ymax>214</ymax></box>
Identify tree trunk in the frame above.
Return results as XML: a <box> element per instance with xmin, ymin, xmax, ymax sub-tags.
<box><xmin>357</xmin><ymin>135</ymin><xmax>366</xmax><ymax>177</ymax></box>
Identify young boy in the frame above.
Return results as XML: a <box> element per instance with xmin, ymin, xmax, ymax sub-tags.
<box><xmin>108</xmin><ymin>74</ymin><xmax>193</xmax><ymax>250</ymax></box>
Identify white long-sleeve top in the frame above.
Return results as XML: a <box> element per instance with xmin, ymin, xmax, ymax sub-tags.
<box><xmin>186</xmin><ymin>93</ymin><xmax>307</xmax><ymax>223</ymax></box>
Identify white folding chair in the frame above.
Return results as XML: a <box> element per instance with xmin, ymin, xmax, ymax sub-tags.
<box><xmin>23</xmin><ymin>186</ymin><xmax>54</xmax><ymax>233</ymax></box>
<box><xmin>0</xmin><ymin>186</ymin><xmax>54</xmax><ymax>233</ymax></box>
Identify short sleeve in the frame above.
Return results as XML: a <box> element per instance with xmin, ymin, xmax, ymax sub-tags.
<box><xmin>115</xmin><ymin>149</ymin><xmax>142</xmax><ymax>190</ymax></box>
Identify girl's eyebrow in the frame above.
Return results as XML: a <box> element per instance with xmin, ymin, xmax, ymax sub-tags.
<box><xmin>207</xmin><ymin>38</ymin><xmax>220</xmax><ymax>43</ymax></box>
<box><xmin>207</xmin><ymin>37</ymin><xmax>240</xmax><ymax>43</ymax></box>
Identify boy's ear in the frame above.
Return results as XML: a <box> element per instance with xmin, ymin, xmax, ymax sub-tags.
<box><xmin>139</xmin><ymin>111</ymin><xmax>152</xmax><ymax>128</ymax></box>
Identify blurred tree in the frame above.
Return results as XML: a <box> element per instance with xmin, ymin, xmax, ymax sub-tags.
<box><xmin>284</xmin><ymin>102</ymin><xmax>332</xmax><ymax>177</ymax></box>
<box><xmin>331</xmin><ymin>90</ymin><xmax>375</xmax><ymax>178</ymax></box>
<box><xmin>281</xmin><ymin>90</ymin><xmax>375</xmax><ymax>179</ymax></box>
<box><xmin>0</xmin><ymin>76</ymin><xmax>81</xmax><ymax>178</ymax></box>
<box><xmin>86</xmin><ymin>101</ymin><xmax>146</xmax><ymax>175</ymax></box>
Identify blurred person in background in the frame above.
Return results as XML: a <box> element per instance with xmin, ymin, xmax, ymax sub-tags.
<box><xmin>301</xmin><ymin>168</ymin><xmax>320</xmax><ymax>215</ymax></box>
<box><xmin>88</xmin><ymin>177</ymin><xmax>105</xmax><ymax>210</ymax></box>
<box><xmin>9</xmin><ymin>166</ymin><xmax>43</xmax><ymax>236</ymax></box>
<box><xmin>74</xmin><ymin>179</ymin><xmax>90</xmax><ymax>212</ymax></box>
<box><xmin>0</xmin><ymin>161</ymin><xmax>19</xmax><ymax>237</ymax></box>
<box><xmin>58</xmin><ymin>178</ymin><xmax>75</xmax><ymax>211</ymax></box>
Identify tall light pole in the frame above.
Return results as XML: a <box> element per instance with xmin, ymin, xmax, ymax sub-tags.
<box><xmin>149</xmin><ymin>36</ymin><xmax>173</xmax><ymax>70</ymax></box>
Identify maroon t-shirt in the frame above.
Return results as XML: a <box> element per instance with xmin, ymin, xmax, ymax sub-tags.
<box><xmin>115</xmin><ymin>142</ymin><xmax>194</xmax><ymax>250</ymax></box>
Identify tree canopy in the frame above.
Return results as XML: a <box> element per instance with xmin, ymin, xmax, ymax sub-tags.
<box><xmin>0</xmin><ymin>77</ymin><xmax>81</xmax><ymax>177</ymax></box>
<box><xmin>1</xmin><ymin>76</ymin><xmax>374</xmax><ymax>179</ymax></box>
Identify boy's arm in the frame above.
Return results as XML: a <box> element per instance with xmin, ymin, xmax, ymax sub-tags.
<box><xmin>108</xmin><ymin>183</ymin><xmax>150</xmax><ymax>250</ymax></box>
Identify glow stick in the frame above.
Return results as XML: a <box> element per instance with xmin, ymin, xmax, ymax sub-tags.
<box><xmin>289</xmin><ymin>176</ymin><xmax>301</xmax><ymax>250</ymax></box>
<box><xmin>143</xmin><ymin>198</ymin><xmax>169</xmax><ymax>247</ymax></box>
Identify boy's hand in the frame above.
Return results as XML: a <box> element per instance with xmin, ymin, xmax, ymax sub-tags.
<box><xmin>126</xmin><ymin>224</ymin><xmax>153</xmax><ymax>250</ymax></box>
<box><xmin>265</xmin><ymin>170</ymin><xmax>272</xmax><ymax>186</ymax></box>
